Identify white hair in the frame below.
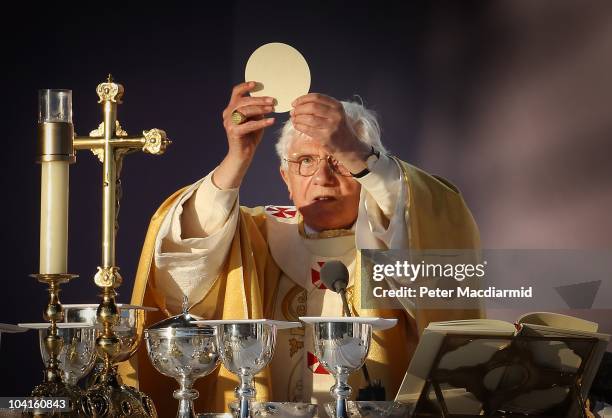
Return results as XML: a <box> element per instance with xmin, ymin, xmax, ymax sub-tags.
<box><xmin>275</xmin><ymin>99</ymin><xmax>387</xmax><ymax>169</ymax></box>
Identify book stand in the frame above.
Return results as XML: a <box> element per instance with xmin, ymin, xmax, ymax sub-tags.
<box><xmin>412</xmin><ymin>334</ymin><xmax>599</xmax><ymax>418</ymax></box>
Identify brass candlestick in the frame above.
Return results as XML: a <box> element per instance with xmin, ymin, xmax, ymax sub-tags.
<box><xmin>68</xmin><ymin>75</ymin><xmax>169</xmax><ymax>417</ymax></box>
<box><xmin>34</xmin><ymin>88</ymin><xmax>83</xmax><ymax>416</ymax></box>
<box><xmin>29</xmin><ymin>273</ymin><xmax>83</xmax><ymax>417</ymax></box>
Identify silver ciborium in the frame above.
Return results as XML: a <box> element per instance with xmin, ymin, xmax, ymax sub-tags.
<box><xmin>145</xmin><ymin>298</ymin><xmax>220</xmax><ymax>418</ymax></box>
<box><xmin>300</xmin><ymin>318</ymin><xmax>397</xmax><ymax>418</ymax></box>
<box><xmin>197</xmin><ymin>320</ymin><xmax>300</xmax><ymax>418</ymax></box>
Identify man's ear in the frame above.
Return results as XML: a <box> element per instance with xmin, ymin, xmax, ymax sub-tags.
<box><xmin>280</xmin><ymin>167</ymin><xmax>293</xmax><ymax>200</ymax></box>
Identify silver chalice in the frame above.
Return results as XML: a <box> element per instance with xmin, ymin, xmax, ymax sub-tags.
<box><xmin>18</xmin><ymin>322</ymin><xmax>96</xmax><ymax>385</ymax></box>
<box><xmin>61</xmin><ymin>303</ymin><xmax>159</xmax><ymax>416</ymax></box>
<box><xmin>18</xmin><ymin>321</ymin><xmax>96</xmax><ymax>416</ymax></box>
<box><xmin>197</xmin><ymin>320</ymin><xmax>300</xmax><ymax>418</ymax></box>
<box><xmin>62</xmin><ymin>303</ymin><xmax>158</xmax><ymax>385</ymax></box>
<box><xmin>39</xmin><ymin>323</ymin><xmax>97</xmax><ymax>385</ymax></box>
<box><xmin>145</xmin><ymin>298</ymin><xmax>220</xmax><ymax>418</ymax></box>
<box><xmin>300</xmin><ymin>318</ymin><xmax>398</xmax><ymax>418</ymax></box>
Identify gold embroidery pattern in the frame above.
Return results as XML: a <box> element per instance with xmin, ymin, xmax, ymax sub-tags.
<box><xmin>281</xmin><ymin>285</ymin><xmax>307</xmax><ymax>336</ymax></box>
<box><xmin>345</xmin><ymin>286</ymin><xmax>356</xmax><ymax>315</ymax></box>
<box><xmin>297</xmin><ymin>212</ymin><xmax>355</xmax><ymax>239</ymax></box>
<box><xmin>289</xmin><ymin>338</ymin><xmax>304</xmax><ymax>357</ymax></box>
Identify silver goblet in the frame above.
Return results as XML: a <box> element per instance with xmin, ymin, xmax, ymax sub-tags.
<box><xmin>38</xmin><ymin>324</ymin><xmax>97</xmax><ymax>385</ymax></box>
<box><xmin>18</xmin><ymin>322</ymin><xmax>96</xmax><ymax>386</ymax></box>
<box><xmin>316</xmin><ymin>322</ymin><xmax>371</xmax><ymax>418</ymax></box>
<box><xmin>61</xmin><ymin>303</ymin><xmax>159</xmax><ymax>416</ymax></box>
<box><xmin>300</xmin><ymin>318</ymin><xmax>398</xmax><ymax>418</ymax></box>
<box><xmin>197</xmin><ymin>320</ymin><xmax>300</xmax><ymax>418</ymax></box>
<box><xmin>63</xmin><ymin>303</ymin><xmax>158</xmax><ymax>363</ymax></box>
<box><xmin>62</xmin><ymin>303</ymin><xmax>158</xmax><ymax>385</ymax></box>
<box><xmin>18</xmin><ymin>322</ymin><xmax>91</xmax><ymax>416</ymax></box>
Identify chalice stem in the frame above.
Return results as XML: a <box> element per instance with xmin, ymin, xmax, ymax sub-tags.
<box><xmin>236</xmin><ymin>374</ymin><xmax>255</xmax><ymax>418</ymax></box>
<box><xmin>240</xmin><ymin>396</ymin><xmax>249</xmax><ymax>418</ymax></box>
<box><xmin>174</xmin><ymin>377</ymin><xmax>198</xmax><ymax>418</ymax></box>
<box><xmin>336</xmin><ymin>398</ymin><xmax>349</xmax><ymax>418</ymax></box>
<box><xmin>176</xmin><ymin>398</ymin><xmax>195</xmax><ymax>418</ymax></box>
<box><xmin>332</xmin><ymin>372</ymin><xmax>351</xmax><ymax>418</ymax></box>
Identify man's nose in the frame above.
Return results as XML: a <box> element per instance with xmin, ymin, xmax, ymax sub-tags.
<box><xmin>312</xmin><ymin>158</ymin><xmax>337</xmax><ymax>186</ymax></box>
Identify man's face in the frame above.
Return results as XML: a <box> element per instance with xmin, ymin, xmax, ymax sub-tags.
<box><xmin>280</xmin><ymin>135</ymin><xmax>361</xmax><ymax>231</ymax></box>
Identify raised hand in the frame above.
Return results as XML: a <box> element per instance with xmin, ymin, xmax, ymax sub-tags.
<box><xmin>290</xmin><ymin>93</ymin><xmax>370</xmax><ymax>174</ymax></box>
<box><xmin>222</xmin><ymin>81</ymin><xmax>276</xmax><ymax>160</ymax></box>
<box><xmin>214</xmin><ymin>82</ymin><xmax>275</xmax><ymax>189</ymax></box>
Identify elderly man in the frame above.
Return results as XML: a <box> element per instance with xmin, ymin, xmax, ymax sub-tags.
<box><xmin>121</xmin><ymin>82</ymin><xmax>481</xmax><ymax>415</ymax></box>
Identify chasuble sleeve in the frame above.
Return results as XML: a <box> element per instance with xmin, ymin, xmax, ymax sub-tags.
<box><xmin>153</xmin><ymin>169</ymin><xmax>241</xmax><ymax>313</ymax></box>
<box><xmin>354</xmin><ymin>156</ymin><xmax>483</xmax><ymax>331</ymax></box>
<box><xmin>355</xmin><ymin>154</ymin><xmax>409</xmax><ymax>249</ymax></box>
<box><xmin>355</xmin><ymin>152</ymin><xmax>401</xmax><ymax>220</ymax></box>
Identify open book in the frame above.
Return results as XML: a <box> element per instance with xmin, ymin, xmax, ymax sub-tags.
<box><xmin>395</xmin><ymin>312</ymin><xmax>609</xmax><ymax>416</ymax></box>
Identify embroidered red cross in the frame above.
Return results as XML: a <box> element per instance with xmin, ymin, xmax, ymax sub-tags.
<box><xmin>265</xmin><ymin>205</ymin><xmax>297</xmax><ymax>218</ymax></box>
<box><xmin>307</xmin><ymin>351</ymin><xmax>330</xmax><ymax>374</ymax></box>
<box><xmin>311</xmin><ymin>261</ymin><xmax>328</xmax><ymax>289</ymax></box>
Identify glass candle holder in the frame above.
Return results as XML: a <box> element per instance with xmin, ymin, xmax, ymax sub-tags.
<box><xmin>39</xmin><ymin>89</ymin><xmax>72</xmax><ymax>123</ymax></box>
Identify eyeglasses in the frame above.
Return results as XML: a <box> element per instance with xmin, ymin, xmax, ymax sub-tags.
<box><xmin>284</xmin><ymin>155</ymin><xmax>352</xmax><ymax>177</ymax></box>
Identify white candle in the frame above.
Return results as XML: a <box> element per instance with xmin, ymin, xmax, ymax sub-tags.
<box><xmin>39</xmin><ymin>160</ymin><xmax>69</xmax><ymax>274</ymax></box>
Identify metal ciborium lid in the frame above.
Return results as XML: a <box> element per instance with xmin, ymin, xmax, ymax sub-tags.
<box><xmin>148</xmin><ymin>296</ymin><xmax>204</xmax><ymax>330</ymax></box>
<box><xmin>145</xmin><ymin>296</ymin><xmax>220</xmax><ymax>418</ymax></box>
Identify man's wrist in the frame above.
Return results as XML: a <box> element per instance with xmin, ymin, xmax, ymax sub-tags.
<box><xmin>334</xmin><ymin>140</ymin><xmax>373</xmax><ymax>174</ymax></box>
<box><xmin>213</xmin><ymin>152</ymin><xmax>252</xmax><ymax>190</ymax></box>
<box><xmin>350</xmin><ymin>146</ymin><xmax>380</xmax><ymax>178</ymax></box>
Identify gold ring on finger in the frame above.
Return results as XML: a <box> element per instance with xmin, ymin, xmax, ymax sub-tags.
<box><xmin>231</xmin><ymin>110</ymin><xmax>247</xmax><ymax>125</ymax></box>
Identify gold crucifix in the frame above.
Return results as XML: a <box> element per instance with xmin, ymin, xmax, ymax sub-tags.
<box><xmin>72</xmin><ymin>74</ymin><xmax>170</xmax><ymax>416</ymax></box>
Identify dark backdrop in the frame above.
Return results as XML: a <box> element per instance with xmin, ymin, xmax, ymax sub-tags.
<box><xmin>2</xmin><ymin>0</ymin><xmax>612</xmax><ymax>397</ymax></box>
